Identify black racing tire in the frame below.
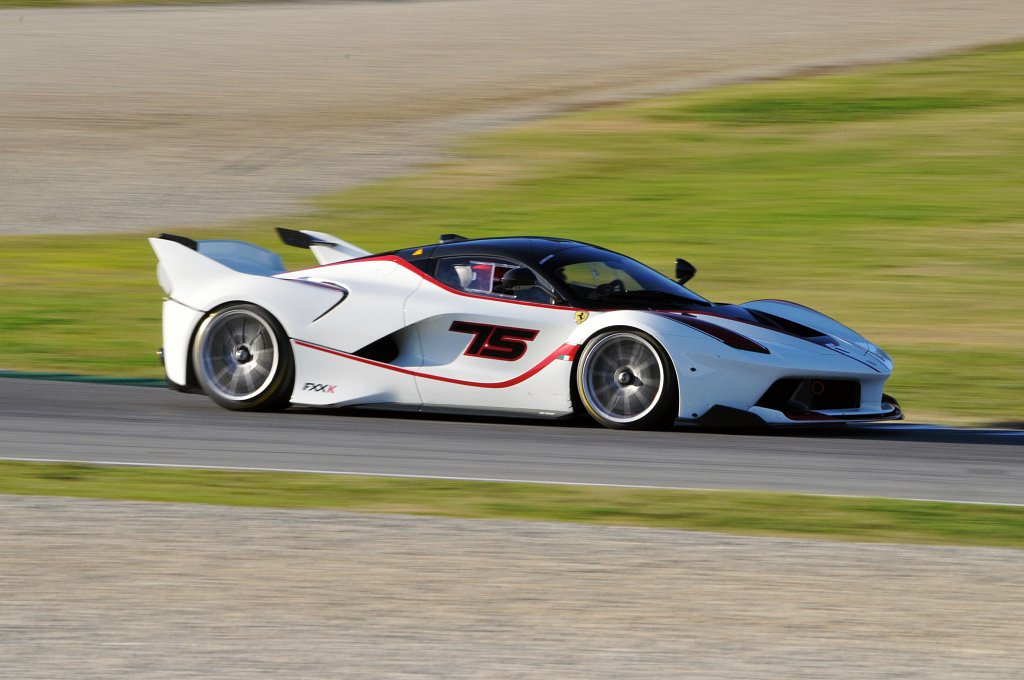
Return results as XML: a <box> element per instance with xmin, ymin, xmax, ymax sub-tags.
<box><xmin>575</xmin><ymin>329</ymin><xmax>676</xmax><ymax>430</ymax></box>
<box><xmin>191</xmin><ymin>303</ymin><xmax>294</xmax><ymax>412</ymax></box>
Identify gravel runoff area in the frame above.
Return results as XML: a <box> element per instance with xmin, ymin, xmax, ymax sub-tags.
<box><xmin>1</xmin><ymin>495</ymin><xmax>1022</xmax><ymax>679</ymax></box>
<box><xmin>4</xmin><ymin>0</ymin><xmax>1024</xmax><ymax>234</ymax></box>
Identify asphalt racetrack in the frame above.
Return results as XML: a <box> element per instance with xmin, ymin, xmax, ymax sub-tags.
<box><xmin>2</xmin><ymin>378</ymin><xmax>1020</xmax><ymax>504</ymax></box>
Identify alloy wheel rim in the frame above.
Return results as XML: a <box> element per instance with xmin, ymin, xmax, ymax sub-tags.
<box><xmin>582</xmin><ymin>333</ymin><xmax>664</xmax><ymax>423</ymax></box>
<box><xmin>199</xmin><ymin>310</ymin><xmax>279</xmax><ymax>401</ymax></box>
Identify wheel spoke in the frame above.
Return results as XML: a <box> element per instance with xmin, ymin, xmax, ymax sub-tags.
<box><xmin>621</xmin><ymin>391</ymin><xmax>640</xmax><ymax>415</ymax></box>
<box><xmin>250</xmin><ymin>326</ymin><xmax>265</xmax><ymax>348</ymax></box>
<box><xmin>594</xmin><ymin>383</ymin><xmax>618</xmax><ymax>402</ymax></box>
<box><xmin>225</xmin><ymin>318</ymin><xmax>241</xmax><ymax>346</ymax></box>
<box><xmin>634</xmin><ymin>359</ymin><xmax>657</xmax><ymax>376</ymax></box>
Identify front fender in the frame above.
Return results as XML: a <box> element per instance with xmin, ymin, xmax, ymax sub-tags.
<box><xmin>567</xmin><ymin>310</ymin><xmax>776</xmax><ymax>420</ymax></box>
<box><xmin>741</xmin><ymin>299</ymin><xmax>893</xmax><ymax>372</ymax></box>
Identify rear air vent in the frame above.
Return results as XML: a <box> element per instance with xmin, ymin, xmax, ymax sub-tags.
<box><xmin>352</xmin><ymin>334</ymin><xmax>400</xmax><ymax>364</ymax></box>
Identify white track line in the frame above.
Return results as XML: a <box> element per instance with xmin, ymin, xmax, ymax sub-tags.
<box><xmin>1</xmin><ymin>455</ymin><xmax>1021</xmax><ymax>508</ymax></box>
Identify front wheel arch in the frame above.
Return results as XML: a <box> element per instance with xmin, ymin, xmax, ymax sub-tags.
<box><xmin>572</xmin><ymin>327</ymin><xmax>678</xmax><ymax>430</ymax></box>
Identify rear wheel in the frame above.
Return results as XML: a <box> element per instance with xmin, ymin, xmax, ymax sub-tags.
<box><xmin>576</xmin><ymin>330</ymin><xmax>676</xmax><ymax>430</ymax></box>
<box><xmin>192</xmin><ymin>303</ymin><xmax>293</xmax><ymax>411</ymax></box>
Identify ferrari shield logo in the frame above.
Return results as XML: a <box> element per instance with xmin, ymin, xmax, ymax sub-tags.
<box><xmin>574</xmin><ymin>310</ymin><xmax>589</xmax><ymax>324</ymax></box>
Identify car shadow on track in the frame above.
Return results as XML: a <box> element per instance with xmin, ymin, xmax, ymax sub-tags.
<box><xmin>759</xmin><ymin>423</ymin><xmax>1024</xmax><ymax>447</ymax></box>
<box><xmin>286</xmin><ymin>405</ymin><xmax>1024</xmax><ymax>447</ymax></box>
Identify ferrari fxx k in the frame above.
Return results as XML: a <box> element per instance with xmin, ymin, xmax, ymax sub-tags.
<box><xmin>150</xmin><ymin>229</ymin><xmax>901</xmax><ymax>429</ymax></box>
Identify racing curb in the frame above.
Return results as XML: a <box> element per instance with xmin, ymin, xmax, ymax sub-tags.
<box><xmin>0</xmin><ymin>371</ymin><xmax>165</xmax><ymax>388</ymax></box>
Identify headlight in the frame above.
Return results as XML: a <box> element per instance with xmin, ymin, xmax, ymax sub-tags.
<box><xmin>863</xmin><ymin>342</ymin><xmax>892</xmax><ymax>367</ymax></box>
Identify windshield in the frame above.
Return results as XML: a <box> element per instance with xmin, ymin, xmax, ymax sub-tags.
<box><xmin>540</xmin><ymin>245</ymin><xmax>710</xmax><ymax>309</ymax></box>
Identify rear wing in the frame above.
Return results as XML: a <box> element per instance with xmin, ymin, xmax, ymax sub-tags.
<box><xmin>150</xmin><ymin>228</ymin><xmax>371</xmax><ymax>300</ymax></box>
<box><xmin>150</xmin><ymin>230</ymin><xmax>355</xmax><ymax>314</ymax></box>
<box><xmin>152</xmin><ymin>228</ymin><xmax>371</xmax><ymax>277</ymax></box>
<box><xmin>275</xmin><ymin>227</ymin><xmax>371</xmax><ymax>265</ymax></box>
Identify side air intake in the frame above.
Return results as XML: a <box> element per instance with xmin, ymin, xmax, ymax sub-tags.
<box><xmin>756</xmin><ymin>379</ymin><xmax>860</xmax><ymax>412</ymax></box>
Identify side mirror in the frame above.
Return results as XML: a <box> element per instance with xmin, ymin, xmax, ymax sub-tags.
<box><xmin>675</xmin><ymin>258</ymin><xmax>697</xmax><ymax>285</ymax></box>
<box><xmin>501</xmin><ymin>267</ymin><xmax>538</xmax><ymax>290</ymax></box>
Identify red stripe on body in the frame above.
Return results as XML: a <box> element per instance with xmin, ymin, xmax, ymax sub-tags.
<box><xmin>293</xmin><ymin>339</ymin><xmax>579</xmax><ymax>389</ymax></box>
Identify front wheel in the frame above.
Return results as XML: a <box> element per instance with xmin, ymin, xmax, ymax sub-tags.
<box><xmin>192</xmin><ymin>303</ymin><xmax>294</xmax><ymax>411</ymax></box>
<box><xmin>575</xmin><ymin>330</ymin><xmax>676</xmax><ymax>430</ymax></box>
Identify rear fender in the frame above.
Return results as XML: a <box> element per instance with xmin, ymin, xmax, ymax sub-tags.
<box><xmin>150</xmin><ymin>237</ymin><xmax>345</xmax><ymax>337</ymax></box>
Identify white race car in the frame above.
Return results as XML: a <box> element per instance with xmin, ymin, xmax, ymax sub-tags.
<box><xmin>150</xmin><ymin>229</ymin><xmax>902</xmax><ymax>429</ymax></box>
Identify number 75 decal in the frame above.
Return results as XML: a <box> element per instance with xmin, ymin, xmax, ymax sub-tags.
<box><xmin>449</xmin><ymin>321</ymin><xmax>539</xmax><ymax>361</ymax></box>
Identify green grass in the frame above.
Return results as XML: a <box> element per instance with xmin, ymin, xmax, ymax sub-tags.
<box><xmin>1</xmin><ymin>461</ymin><xmax>1021</xmax><ymax>547</ymax></box>
<box><xmin>2</xmin><ymin>43</ymin><xmax>1023</xmax><ymax>424</ymax></box>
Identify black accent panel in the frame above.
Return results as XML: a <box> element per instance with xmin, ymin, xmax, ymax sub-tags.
<box><xmin>352</xmin><ymin>334</ymin><xmax>400</xmax><ymax>364</ymax></box>
<box><xmin>406</xmin><ymin>258</ymin><xmax>433</xmax><ymax>274</ymax></box>
<box><xmin>675</xmin><ymin>258</ymin><xmax>697</xmax><ymax>284</ymax></box>
<box><xmin>757</xmin><ymin>379</ymin><xmax>803</xmax><ymax>410</ymax></box>
<box><xmin>165</xmin><ymin>377</ymin><xmax>201</xmax><ymax>394</ymax></box>
<box><xmin>747</xmin><ymin>309</ymin><xmax>831</xmax><ymax>340</ymax></box>
<box><xmin>439</xmin><ymin>233</ymin><xmax>469</xmax><ymax>244</ymax></box>
<box><xmin>677</xmin><ymin>405</ymin><xmax>767</xmax><ymax>428</ymax></box>
<box><xmin>667</xmin><ymin>315</ymin><xmax>770</xmax><ymax>354</ymax></box>
<box><xmin>419</xmin><ymin>404</ymin><xmax>573</xmax><ymax>420</ymax></box>
<box><xmin>159</xmin><ymin>233</ymin><xmax>198</xmax><ymax>250</ymax></box>
<box><xmin>277</xmin><ymin>227</ymin><xmax>334</xmax><ymax>249</ymax></box>
<box><xmin>756</xmin><ymin>378</ymin><xmax>861</xmax><ymax>411</ymax></box>
<box><xmin>395</xmin><ymin>245</ymin><xmax>435</xmax><ymax>274</ymax></box>
<box><xmin>277</xmin><ymin>227</ymin><xmax>314</xmax><ymax>249</ymax></box>
<box><xmin>882</xmin><ymin>393</ymin><xmax>901</xmax><ymax>409</ymax></box>
<box><xmin>343</xmin><ymin>403</ymin><xmax>574</xmax><ymax>420</ymax></box>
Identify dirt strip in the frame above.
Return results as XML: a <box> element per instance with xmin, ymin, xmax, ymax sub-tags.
<box><xmin>3</xmin><ymin>0</ymin><xmax>1024</xmax><ymax>234</ymax></box>
<box><xmin>1</xmin><ymin>495</ymin><xmax>1021</xmax><ymax>679</ymax></box>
